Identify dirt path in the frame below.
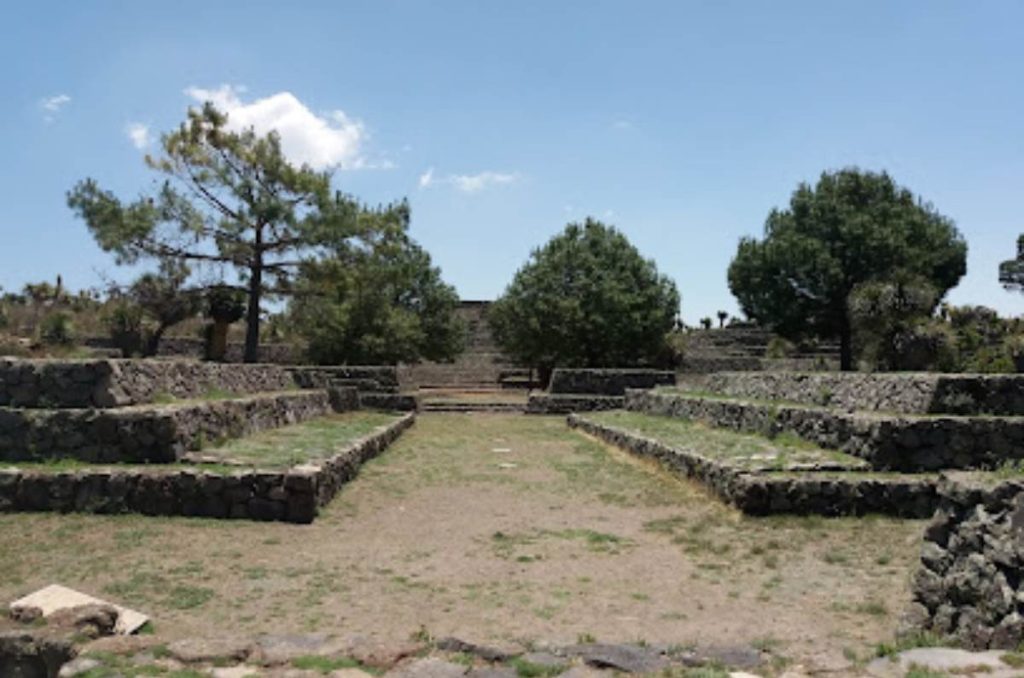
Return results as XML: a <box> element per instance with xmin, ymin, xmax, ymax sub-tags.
<box><xmin>0</xmin><ymin>414</ymin><xmax>925</xmax><ymax>671</ymax></box>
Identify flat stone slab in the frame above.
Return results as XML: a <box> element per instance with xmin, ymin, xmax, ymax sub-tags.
<box><xmin>867</xmin><ymin>647</ymin><xmax>1021</xmax><ymax>677</ymax></box>
<box><xmin>385</xmin><ymin>657</ymin><xmax>469</xmax><ymax>678</ymax></box>
<box><xmin>9</xmin><ymin>584</ymin><xmax>149</xmax><ymax>635</ymax></box>
<box><xmin>561</xmin><ymin>643</ymin><xmax>670</xmax><ymax>673</ymax></box>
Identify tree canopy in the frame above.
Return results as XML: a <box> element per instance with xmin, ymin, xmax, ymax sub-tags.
<box><xmin>727</xmin><ymin>168</ymin><xmax>967</xmax><ymax>370</ymax></box>
<box><xmin>489</xmin><ymin>218</ymin><xmax>680</xmax><ymax>377</ymax></box>
<box><xmin>289</xmin><ymin>205</ymin><xmax>464</xmax><ymax>365</ymax></box>
<box><xmin>67</xmin><ymin>103</ymin><xmax>394</xmax><ymax>362</ymax></box>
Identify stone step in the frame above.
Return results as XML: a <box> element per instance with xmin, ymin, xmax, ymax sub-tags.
<box><xmin>421</xmin><ymin>402</ymin><xmax>526</xmax><ymax>413</ymax></box>
<box><xmin>625</xmin><ymin>389</ymin><xmax>1024</xmax><ymax>472</ymax></box>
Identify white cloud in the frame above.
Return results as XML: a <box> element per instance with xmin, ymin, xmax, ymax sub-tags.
<box><xmin>419</xmin><ymin>168</ymin><xmax>520</xmax><ymax>193</ymax></box>
<box><xmin>184</xmin><ymin>84</ymin><xmax>367</xmax><ymax>170</ymax></box>
<box><xmin>125</xmin><ymin>122</ymin><xmax>151</xmax><ymax>149</ymax></box>
<box><xmin>612</xmin><ymin>119</ymin><xmax>633</xmax><ymax>130</ymax></box>
<box><xmin>40</xmin><ymin>94</ymin><xmax>70</xmax><ymax>122</ymax></box>
<box><xmin>41</xmin><ymin>94</ymin><xmax>70</xmax><ymax>112</ymax></box>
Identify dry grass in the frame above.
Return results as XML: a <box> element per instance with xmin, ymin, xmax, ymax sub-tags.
<box><xmin>0</xmin><ymin>414</ymin><xmax>924</xmax><ymax>672</ymax></box>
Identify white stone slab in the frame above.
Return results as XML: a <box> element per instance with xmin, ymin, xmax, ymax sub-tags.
<box><xmin>10</xmin><ymin>583</ymin><xmax>149</xmax><ymax>635</ymax></box>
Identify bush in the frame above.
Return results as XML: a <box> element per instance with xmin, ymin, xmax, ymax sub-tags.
<box><xmin>39</xmin><ymin>312</ymin><xmax>76</xmax><ymax>346</ymax></box>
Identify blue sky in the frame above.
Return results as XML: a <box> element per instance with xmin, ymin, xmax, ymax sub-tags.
<box><xmin>2</xmin><ymin>1</ymin><xmax>1022</xmax><ymax>323</ymax></box>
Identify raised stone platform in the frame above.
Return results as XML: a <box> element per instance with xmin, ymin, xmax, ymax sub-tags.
<box><xmin>626</xmin><ymin>389</ymin><xmax>1024</xmax><ymax>472</ymax></box>
<box><xmin>527</xmin><ymin>394</ymin><xmax>624</xmax><ymax>415</ymax></box>
<box><xmin>0</xmin><ymin>412</ymin><xmax>414</xmax><ymax>523</ymax></box>
<box><xmin>0</xmin><ymin>390</ymin><xmax>330</xmax><ymax>464</ymax></box>
<box><xmin>690</xmin><ymin>371</ymin><xmax>1024</xmax><ymax>416</ymax></box>
<box><xmin>0</xmin><ymin>358</ymin><xmax>297</xmax><ymax>409</ymax></box>
<box><xmin>569</xmin><ymin>412</ymin><xmax>938</xmax><ymax>517</ymax></box>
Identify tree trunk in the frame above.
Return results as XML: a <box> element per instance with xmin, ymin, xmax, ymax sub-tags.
<box><xmin>144</xmin><ymin>324</ymin><xmax>166</xmax><ymax>358</ymax></box>
<box><xmin>839</xmin><ymin>316</ymin><xmax>854</xmax><ymax>372</ymax></box>
<box><xmin>244</xmin><ymin>242</ymin><xmax>263</xmax><ymax>363</ymax></box>
<box><xmin>206</xmin><ymin>321</ymin><xmax>229</xmax><ymax>362</ymax></box>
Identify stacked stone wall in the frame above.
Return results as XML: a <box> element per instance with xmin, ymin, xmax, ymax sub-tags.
<box><xmin>0</xmin><ymin>413</ymin><xmax>414</xmax><ymax>523</ymax></box>
<box><xmin>0</xmin><ymin>391</ymin><xmax>330</xmax><ymax>464</ymax></box>
<box><xmin>908</xmin><ymin>474</ymin><xmax>1024</xmax><ymax>649</ymax></box>
<box><xmin>695</xmin><ymin>372</ymin><xmax>1024</xmax><ymax>416</ymax></box>
<box><xmin>0</xmin><ymin>359</ymin><xmax>297</xmax><ymax>409</ymax></box>
<box><xmin>569</xmin><ymin>414</ymin><xmax>937</xmax><ymax>517</ymax></box>
<box><xmin>626</xmin><ymin>390</ymin><xmax>1024</xmax><ymax>472</ymax></box>
<box><xmin>288</xmin><ymin>366</ymin><xmax>400</xmax><ymax>394</ymax></box>
<box><xmin>527</xmin><ymin>394</ymin><xmax>624</xmax><ymax>415</ymax></box>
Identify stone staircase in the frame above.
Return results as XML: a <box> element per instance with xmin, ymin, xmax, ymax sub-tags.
<box><xmin>400</xmin><ymin>301</ymin><xmax>534</xmax><ymax>389</ymax></box>
<box><xmin>681</xmin><ymin>324</ymin><xmax>839</xmax><ymax>373</ymax></box>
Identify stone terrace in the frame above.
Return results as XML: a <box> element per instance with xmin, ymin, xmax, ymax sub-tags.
<box><xmin>0</xmin><ymin>359</ymin><xmax>415</xmax><ymax>523</ymax></box>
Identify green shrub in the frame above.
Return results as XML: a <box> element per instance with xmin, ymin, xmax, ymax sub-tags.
<box><xmin>40</xmin><ymin>312</ymin><xmax>76</xmax><ymax>346</ymax></box>
<box><xmin>103</xmin><ymin>301</ymin><xmax>145</xmax><ymax>357</ymax></box>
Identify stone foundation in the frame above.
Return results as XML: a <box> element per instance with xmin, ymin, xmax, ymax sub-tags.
<box><xmin>908</xmin><ymin>474</ymin><xmax>1024</xmax><ymax>649</ymax></box>
<box><xmin>0</xmin><ymin>413</ymin><xmax>414</xmax><ymax>523</ymax></box>
<box><xmin>0</xmin><ymin>391</ymin><xmax>330</xmax><ymax>464</ymax></box>
<box><xmin>569</xmin><ymin>414</ymin><xmax>937</xmax><ymax>518</ymax></box>
<box><xmin>625</xmin><ymin>390</ymin><xmax>1024</xmax><ymax>472</ymax></box>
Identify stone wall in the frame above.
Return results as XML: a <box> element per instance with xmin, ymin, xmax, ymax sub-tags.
<box><xmin>625</xmin><ymin>389</ymin><xmax>1024</xmax><ymax>472</ymax></box>
<box><xmin>569</xmin><ymin>414</ymin><xmax>937</xmax><ymax>517</ymax></box>
<box><xmin>0</xmin><ymin>391</ymin><xmax>330</xmax><ymax>464</ymax></box>
<box><xmin>358</xmin><ymin>393</ymin><xmax>418</xmax><ymax>411</ymax></box>
<box><xmin>693</xmin><ymin>372</ymin><xmax>1024</xmax><ymax>416</ymax></box>
<box><xmin>288</xmin><ymin>366</ymin><xmax>400</xmax><ymax>394</ymax></box>
<box><xmin>526</xmin><ymin>394</ymin><xmax>624</xmax><ymax>415</ymax></box>
<box><xmin>908</xmin><ymin>473</ymin><xmax>1024</xmax><ymax>649</ymax></box>
<box><xmin>0</xmin><ymin>413</ymin><xmax>414</xmax><ymax>523</ymax></box>
<box><xmin>548</xmin><ymin>369</ymin><xmax>676</xmax><ymax>396</ymax></box>
<box><xmin>0</xmin><ymin>359</ymin><xmax>297</xmax><ymax>409</ymax></box>
<box><xmin>84</xmin><ymin>337</ymin><xmax>303</xmax><ymax>364</ymax></box>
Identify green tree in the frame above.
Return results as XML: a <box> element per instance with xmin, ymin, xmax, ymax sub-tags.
<box><xmin>67</xmin><ymin>103</ymin><xmax>386</xmax><ymax>362</ymax></box>
<box><xmin>728</xmin><ymin>168</ymin><xmax>967</xmax><ymax>370</ymax></box>
<box><xmin>290</xmin><ymin>206</ymin><xmax>464</xmax><ymax>365</ymax></box>
<box><xmin>489</xmin><ymin>218</ymin><xmax>680</xmax><ymax>380</ymax></box>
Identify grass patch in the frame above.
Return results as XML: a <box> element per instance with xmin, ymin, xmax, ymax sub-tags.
<box><xmin>292</xmin><ymin>655</ymin><xmax>378</xmax><ymax>675</ymax></box>
<box><xmin>510</xmin><ymin>657</ymin><xmax>566</xmax><ymax>677</ymax></box>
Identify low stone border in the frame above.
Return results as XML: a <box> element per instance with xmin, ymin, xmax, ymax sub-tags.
<box><xmin>548</xmin><ymin>368</ymin><xmax>676</xmax><ymax>396</ymax></box>
<box><xmin>526</xmin><ymin>394</ymin><xmax>624</xmax><ymax>414</ymax></box>
<box><xmin>907</xmin><ymin>473</ymin><xmax>1024</xmax><ymax>649</ymax></box>
<box><xmin>359</xmin><ymin>392</ymin><xmax>419</xmax><ymax>411</ymax></box>
<box><xmin>0</xmin><ymin>412</ymin><xmax>415</xmax><ymax>523</ymax></box>
<box><xmin>568</xmin><ymin>414</ymin><xmax>938</xmax><ymax>517</ymax></box>
<box><xmin>0</xmin><ymin>358</ymin><xmax>297</xmax><ymax>409</ymax></box>
<box><xmin>0</xmin><ymin>391</ymin><xmax>331</xmax><ymax>464</ymax></box>
<box><xmin>626</xmin><ymin>389</ymin><xmax>1024</xmax><ymax>472</ymax></box>
<box><xmin>693</xmin><ymin>371</ymin><xmax>1024</xmax><ymax>416</ymax></box>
